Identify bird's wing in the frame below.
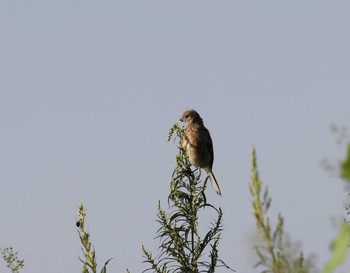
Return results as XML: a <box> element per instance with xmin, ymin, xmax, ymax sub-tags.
<box><xmin>206</xmin><ymin>130</ymin><xmax>214</xmax><ymax>169</ymax></box>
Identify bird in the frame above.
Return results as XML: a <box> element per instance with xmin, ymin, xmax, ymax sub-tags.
<box><xmin>180</xmin><ymin>109</ymin><xmax>222</xmax><ymax>196</ymax></box>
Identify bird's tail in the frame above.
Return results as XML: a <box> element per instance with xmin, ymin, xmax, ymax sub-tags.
<box><xmin>207</xmin><ymin>170</ymin><xmax>222</xmax><ymax>196</ymax></box>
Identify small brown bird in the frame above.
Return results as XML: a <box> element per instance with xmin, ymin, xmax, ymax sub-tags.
<box><xmin>180</xmin><ymin>109</ymin><xmax>221</xmax><ymax>196</ymax></box>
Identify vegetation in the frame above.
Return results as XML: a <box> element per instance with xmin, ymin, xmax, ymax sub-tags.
<box><xmin>76</xmin><ymin>204</ymin><xmax>112</xmax><ymax>273</ymax></box>
<box><xmin>249</xmin><ymin>147</ymin><xmax>316</xmax><ymax>273</ymax></box>
<box><xmin>2</xmin><ymin>124</ymin><xmax>349</xmax><ymax>273</ymax></box>
<box><xmin>141</xmin><ymin>123</ymin><xmax>231</xmax><ymax>273</ymax></box>
<box><xmin>0</xmin><ymin>247</ymin><xmax>24</xmax><ymax>273</ymax></box>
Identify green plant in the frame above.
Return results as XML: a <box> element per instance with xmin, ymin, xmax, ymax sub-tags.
<box><xmin>76</xmin><ymin>204</ymin><xmax>112</xmax><ymax>273</ymax></box>
<box><xmin>321</xmin><ymin>139</ymin><xmax>350</xmax><ymax>273</ymax></box>
<box><xmin>0</xmin><ymin>247</ymin><xmax>24</xmax><ymax>273</ymax></box>
<box><xmin>341</xmin><ymin>141</ymin><xmax>350</xmax><ymax>223</ymax></box>
<box><xmin>249</xmin><ymin>147</ymin><xmax>312</xmax><ymax>273</ymax></box>
<box><xmin>142</xmin><ymin>123</ymin><xmax>231</xmax><ymax>273</ymax></box>
<box><xmin>322</xmin><ymin>222</ymin><xmax>350</xmax><ymax>273</ymax></box>
<box><xmin>341</xmin><ymin>142</ymin><xmax>350</xmax><ymax>182</ymax></box>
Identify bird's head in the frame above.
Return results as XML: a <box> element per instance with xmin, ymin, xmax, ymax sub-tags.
<box><xmin>180</xmin><ymin>109</ymin><xmax>203</xmax><ymax>124</ymax></box>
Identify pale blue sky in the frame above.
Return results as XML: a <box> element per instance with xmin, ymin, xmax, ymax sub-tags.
<box><xmin>1</xmin><ymin>1</ymin><xmax>349</xmax><ymax>273</ymax></box>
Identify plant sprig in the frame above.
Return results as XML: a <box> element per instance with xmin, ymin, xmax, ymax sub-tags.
<box><xmin>76</xmin><ymin>204</ymin><xmax>112</xmax><ymax>273</ymax></box>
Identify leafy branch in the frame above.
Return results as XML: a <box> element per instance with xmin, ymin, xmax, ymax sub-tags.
<box><xmin>249</xmin><ymin>147</ymin><xmax>311</xmax><ymax>273</ymax></box>
<box><xmin>76</xmin><ymin>204</ymin><xmax>112</xmax><ymax>273</ymax></box>
<box><xmin>142</xmin><ymin>123</ymin><xmax>232</xmax><ymax>273</ymax></box>
<box><xmin>0</xmin><ymin>247</ymin><xmax>24</xmax><ymax>273</ymax></box>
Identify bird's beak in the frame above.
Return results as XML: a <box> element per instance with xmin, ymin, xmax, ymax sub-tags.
<box><xmin>180</xmin><ymin>116</ymin><xmax>184</xmax><ymax>122</ymax></box>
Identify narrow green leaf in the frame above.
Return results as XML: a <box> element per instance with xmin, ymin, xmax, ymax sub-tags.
<box><xmin>341</xmin><ymin>142</ymin><xmax>350</xmax><ymax>181</ymax></box>
<box><xmin>322</xmin><ymin>223</ymin><xmax>350</xmax><ymax>273</ymax></box>
<box><xmin>100</xmin><ymin>258</ymin><xmax>113</xmax><ymax>273</ymax></box>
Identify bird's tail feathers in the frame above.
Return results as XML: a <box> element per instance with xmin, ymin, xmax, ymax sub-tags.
<box><xmin>207</xmin><ymin>171</ymin><xmax>222</xmax><ymax>196</ymax></box>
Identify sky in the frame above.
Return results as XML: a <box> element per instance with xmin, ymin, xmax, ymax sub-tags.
<box><xmin>1</xmin><ymin>1</ymin><xmax>350</xmax><ymax>273</ymax></box>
